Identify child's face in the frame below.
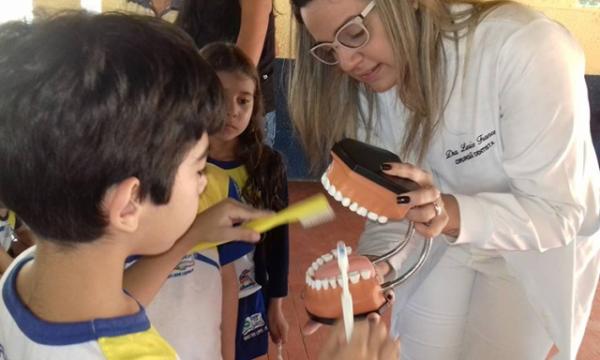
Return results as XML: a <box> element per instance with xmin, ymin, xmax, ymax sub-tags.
<box><xmin>138</xmin><ymin>133</ymin><xmax>209</xmax><ymax>254</ymax></box>
<box><xmin>213</xmin><ymin>70</ymin><xmax>256</xmax><ymax>142</ymax></box>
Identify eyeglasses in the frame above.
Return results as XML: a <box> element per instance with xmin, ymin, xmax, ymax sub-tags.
<box><xmin>309</xmin><ymin>1</ymin><xmax>376</xmax><ymax>65</ymax></box>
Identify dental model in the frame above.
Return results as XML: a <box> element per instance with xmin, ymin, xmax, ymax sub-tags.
<box><xmin>304</xmin><ymin>244</ymin><xmax>390</xmax><ymax>324</ymax></box>
<box><xmin>303</xmin><ymin>138</ymin><xmax>433</xmax><ymax>324</ymax></box>
<box><xmin>321</xmin><ymin>138</ymin><xmax>419</xmax><ymax>224</ymax></box>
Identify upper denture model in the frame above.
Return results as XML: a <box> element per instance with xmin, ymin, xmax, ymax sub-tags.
<box><xmin>321</xmin><ymin>138</ymin><xmax>419</xmax><ymax>223</ymax></box>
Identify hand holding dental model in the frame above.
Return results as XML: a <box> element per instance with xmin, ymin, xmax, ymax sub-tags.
<box><xmin>322</xmin><ymin>138</ymin><xmax>452</xmax><ymax>237</ymax></box>
<box><xmin>303</xmin><ymin>139</ymin><xmax>434</xmax><ymax>326</ymax></box>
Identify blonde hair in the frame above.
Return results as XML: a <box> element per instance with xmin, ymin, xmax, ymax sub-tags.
<box><xmin>289</xmin><ymin>0</ymin><xmax>509</xmax><ymax>172</ymax></box>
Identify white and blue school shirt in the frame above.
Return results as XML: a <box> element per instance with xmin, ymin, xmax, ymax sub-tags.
<box><xmin>0</xmin><ymin>247</ymin><xmax>178</xmax><ymax>359</ymax></box>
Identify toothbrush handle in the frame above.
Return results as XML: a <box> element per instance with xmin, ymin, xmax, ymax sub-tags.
<box><xmin>243</xmin><ymin>214</ymin><xmax>285</xmax><ymax>233</ymax></box>
<box><xmin>341</xmin><ymin>291</ymin><xmax>354</xmax><ymax>342</ymax></box>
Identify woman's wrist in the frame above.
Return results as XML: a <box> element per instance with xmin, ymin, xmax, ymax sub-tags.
<box><xmin>441</xmin><ymin>194</ymin><xmax>460</xmax><ymax>238</ymax></box>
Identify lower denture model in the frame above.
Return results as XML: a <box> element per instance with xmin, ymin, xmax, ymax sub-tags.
<box><xmin>304</xmin><ymin>244</ymin><xmax>389</xmax><ymax>324</ymax></box>
<box><xmin>303</xmin><ymin>138</ymin><xmax>434</xmax><ymax>324</ymax></box>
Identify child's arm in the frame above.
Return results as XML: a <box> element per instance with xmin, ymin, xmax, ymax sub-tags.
<box><xmin>0</xmin><ymin>249</ymin><xmax>12</xmax><ymax>276</ymax></box>
<box><xmin>124</xmin><ymin>199</ymin><xmax>268</xmax><ymax>306</ymax></box>
<box><xmin>267</xmin><ymin>297</ymin><xmax>289</xmax><ymax>345</ymax></box>
<box><xmin>264</xmin><ymin>181</ymin><xmax>290</xmax><ymax>344</ymax></box>
<box><xmin>221</xmin><ymin>263</ymin><xmax>238</xmax><ymax>360</ymax></box>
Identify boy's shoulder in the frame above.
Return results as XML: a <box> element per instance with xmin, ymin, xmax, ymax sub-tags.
<box><xmin>0</xmin><ymin>251</ymin><xmax>178</xmax><ymax>359</ymax></box>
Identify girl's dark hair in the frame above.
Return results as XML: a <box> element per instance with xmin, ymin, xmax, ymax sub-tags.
<box><xmin>200</xmin><ymin>42</ymin><xmax>286</xmax><ymax>211</ymax></box>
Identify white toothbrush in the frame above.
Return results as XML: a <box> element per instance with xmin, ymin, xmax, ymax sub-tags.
<box><xmin>336</xmin><ymin>241</ymin><xmax>354</xmax><ymax>342</ymax></box>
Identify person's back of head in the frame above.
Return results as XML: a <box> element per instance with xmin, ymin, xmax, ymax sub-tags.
<box><xmin>0</xmin><ymin>12</ymin><xmax>224</xmax><ymax>245</ymax></box>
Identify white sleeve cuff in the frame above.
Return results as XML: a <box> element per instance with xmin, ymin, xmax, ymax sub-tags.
<box><xmin>452</xmin><ymin>194</ymin><xmax>494</xmax><ymax>246</ymax></box>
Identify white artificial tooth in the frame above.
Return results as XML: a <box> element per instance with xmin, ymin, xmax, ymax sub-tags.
<box><xmin>315</xmin><ymin>280</ymin><xmax>322</xmax><ymax>291</ymax></box>
<box><xmin>357</xmin><ymin>207</ymin><xmax>368</xmax><ymax>216</ymax></box>
<box><xmin>337</xmin><ymin>276</ymin><xmax>344</xmax><ymax>287</ymax></box>
<box><xmin>307</xmin><ymin>267</ymin><xmax>315</xmax><ymax>276</ymax></box>
<box><xmin>329</xmin><ymin>278</ymin><xmax>337</xmax><ymax>289</ymax></box>
<box><xmin>321</xmin><ymin>174</ymin><xmax>330</xmax><ymax>190</ymax></box>
<box><xmin>346</xmin><ymin>246</ymin><xmax>352</xmax><ymax>255</ymax></box>
<box><xmin>310</xmin><ymin>279</ymin><xmax>317</xmax><ymax>289</ymax></box>
<box><xmin>331</xmin><ymin>249</ymin><xmax>338</xmax><ymax>258</ymax></box>
<box><xmin>341</xmin><ymin>197</ymin><xmax>351</xmax><ymax>207</ymax></box>
<box><xmin>349</xmin><ymin>202</ymin><xmax>359</xmax><ymax>212</ymax></box>
<box><xmin>349</xmin><ymin>272</ymin><xmax>360</xmax><ymax>284</ymax></box>
<box><xmin>328</xmin><ymin>185</ymin><xmax>336</xmax><ymax>196</ymax></box>
<box><xmin>377</xmin><ymin>216</ymin><xmax>388</xmax><ymax>224</ymax></box>
<box><xmin>306</xmin><ymin>275</ymin><xmax>312</xmax><ymax>284</ymax></box>
<box><xmin>322</xmin><ymin>253</ymin><xmax>333</xmax><ymax>262</ymax></box>
<box><xmin>312</xmin><ymin>262</ymin><xmax>319</xmax><ymax>271</ymax></box>
<box><xmin>334</xmin><ymin>191</ymin><xmax>343</xmax><ymax>201</ymax></box>
<box><xmin>316</xmin><ymin>258</ymin><xmax>324</xmax><ymax>266</ymax></box>
<box><xmin>360</xmin><ymin>270</ymin><xmax>372</xmax><ymax>280</ymax></box>
<box><xmin>322</xmin><ymin>280</ymin><xmax>329</xmax><ymax>290</ymax></box>
<box><xmin>367</xmin><ymin>211</ymin><xmax>378</xmax><ymax>221</ymax></box>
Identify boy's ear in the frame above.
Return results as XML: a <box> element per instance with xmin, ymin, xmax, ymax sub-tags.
<box><xmin>104</xmin><ymin>177</ymin><xmax>142</xmax><ymax>233</ymax></box>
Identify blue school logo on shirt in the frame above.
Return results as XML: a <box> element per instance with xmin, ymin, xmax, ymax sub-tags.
<box><xmin>168</xmin><ymin>255</ymin><xmax>195</xmax><ymax>278</ymax></box>
<box><xmin>242</xmin><ymin>313</ymin><xmax>266</xmax><ymax>339</ymax></box>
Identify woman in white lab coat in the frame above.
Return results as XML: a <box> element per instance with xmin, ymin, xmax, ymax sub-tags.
<box><xmin>288</xmin><ymin>0</ymin><xmax>600</xmax><ymax>359</ymax></box>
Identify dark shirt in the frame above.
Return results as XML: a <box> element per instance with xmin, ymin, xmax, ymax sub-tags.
<box><xmin>180</xmin><ymin>0</ymin><xmax>276</xmax><ymax>113</ymax></box>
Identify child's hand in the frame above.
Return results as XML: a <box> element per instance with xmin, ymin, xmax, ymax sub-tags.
<box><xmin>268</xmin><ymin>298</ymin><xmax>289</xmax><ymax>344</ymax></box>
<box><xmin>318</xmin><ymin>314</ymin><xmax>400</xmax><ymax>360</ymax></box>
<box><xmin>191</xmin><ymin>199</ymin><xmax>272</xmax><ymax>245</ymax></box>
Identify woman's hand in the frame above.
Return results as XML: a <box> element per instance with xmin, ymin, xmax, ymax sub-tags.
<box><xmin>381</xmin><ymin>162</ymin><xmax>458</xmax><ymax>238</ymax></box>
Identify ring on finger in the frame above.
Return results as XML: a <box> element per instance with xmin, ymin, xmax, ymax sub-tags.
<box><xmin>433</xmin><ymin>200</ymin><xmax>442</xmax><ymax>217</ymax></box>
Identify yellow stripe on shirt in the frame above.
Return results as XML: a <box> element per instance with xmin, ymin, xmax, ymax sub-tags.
<box><xmin>98</xmin><ymin>326</ymin><xmax>178</xmax><ymax>360</ymax></box>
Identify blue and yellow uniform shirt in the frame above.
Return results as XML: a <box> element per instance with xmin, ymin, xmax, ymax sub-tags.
<box><xmin>0</xmin><ymin>249</ymin><xmax>179</xmax><ymax>359</ymax></box>
<box><xmin>196</xmin><ymin>161</ymin><xmax>253</xmax><ymax>265</ymax></box>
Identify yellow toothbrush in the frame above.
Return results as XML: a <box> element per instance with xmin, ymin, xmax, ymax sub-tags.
<box><xmin>194</xmin><ymin>194</ymin><xmax>335</xmax><ymax>251</ymax></box>
<box><xmin>243</xmin><ymin>193</ymin><xmax>334</xmax><ymax>233</ymax></box>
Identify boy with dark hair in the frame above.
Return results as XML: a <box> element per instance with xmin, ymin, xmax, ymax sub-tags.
<box><xmin>0</xmin><ymin>12</ymin><xmax>265</xmax><ymax>358</ymax></box>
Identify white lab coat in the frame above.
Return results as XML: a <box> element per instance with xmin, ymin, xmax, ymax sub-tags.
<box><xmin>356</xmin><ymin>4</ymin><xmax>600</xmax><ymax>359</ymax></box>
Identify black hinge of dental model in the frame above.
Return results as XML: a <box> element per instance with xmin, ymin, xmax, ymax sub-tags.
<box><xmin>332</xmin><ymin>138</ymin><xmax>419</xmax><ymax>194</ymax></box>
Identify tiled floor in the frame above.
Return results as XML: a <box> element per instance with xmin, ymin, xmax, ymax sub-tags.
<box><xmin>259</xmin><ymin>181</ymin><xmax>600</xmax><ymax>360</ymax></box>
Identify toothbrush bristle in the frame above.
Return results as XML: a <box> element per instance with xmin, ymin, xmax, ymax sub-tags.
<box><xmin>337</xmin><ymin>242</ymin><xmax>346</xmax><ymax>257</ymax></box>
<box><xmin>298</xmin><ymin>205</ymin><xmax>335</xmax><ymax>228</ymax></box>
